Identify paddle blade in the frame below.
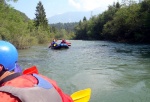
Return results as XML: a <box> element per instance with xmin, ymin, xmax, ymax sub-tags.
<box><xmin>23</xmin><ymin>66</ymin><xmax>39</xmax><ymax>74</ymax></box>
<box><xmin>71</xmin><ymin>88</ymin><xmax>91</xmax><ymax>102</ymax></box>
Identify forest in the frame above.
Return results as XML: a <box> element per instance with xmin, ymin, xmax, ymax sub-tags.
<box><xmin>0</xmin><ymin>0</ymin><xmax>150</xmax><ymax>49</ymax></box>
<box><xmin>0</xmin><ymin>0</ymin><xmax>75</xmax><ymax>49</ymax></box>
<box><xmin>74</xmin><ymin>0</ymin><xmax>150</xmax><ymax>43</ymax></box>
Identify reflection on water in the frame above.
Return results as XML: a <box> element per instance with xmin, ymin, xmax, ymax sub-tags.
<box><xmin>18</xmin><ymin>41</ymin><xmax>150</xmax><ymax>102</ymax></box>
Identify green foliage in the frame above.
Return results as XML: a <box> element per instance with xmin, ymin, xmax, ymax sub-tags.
<box><xmin>0</xmin><ymin>27</ymin><xmax>11</xmax><ymax>40</ymax></box>
<box><xmin>1</xmin><ymin>0</ymin><xmax>149</xmax><ymax>49</ymax></box>
<box><xmin>0</xmin><ymin>1</ymin><xmax>74</xmax><ymax>48</ymax></box>
<box><xmin>51</xmin><ymin>22</ymin><xmax>78</xmax><ymax>32</ymax></box>
<box><xmin>74</xmin><ymin>19</ymin><xmax>88</xmax><ymax>40</ymax></box>
<box><xmin>0</xmin><ymin>3</ymin><xmax>39</xmax><ymax>49</ymax></box>
<box><xmin>32</xmin><ymin>1</ymin><xmax>53</xmax><ymax>44</ymax></box>
<box><xmin>50</xmin><ymin>22</ymin><xmax>77</xmax><ymax>40</ymax></box>
<box><xmin>83</xmin><ymin>16</ymin><xmax>87</xmax><ymax>21</ymax></box>
<box><xmin>103</xmin><ymin>7</ymin><xmax>129</xmax><ymax>41</ymax></box>
<box><xmin>103</xmin><ymin>0</ymin><xmax>150</xmax><ymax>43</ymax></box>
<box><xmin>34</xmin><ymin>1</ymin><xmax>48</xmax><ymax>30</ymax></box>
<box><xmin>74</xmin><ymin>2</ymin><xmax>119</xmax><ymax>40</ymax></box>
<box><xmin>35</xmin><ymin>26</ymin><xmax>49</xmax><ymax>44</ymax></box>
<box><xmin>74</xmin><ymin>0</ymin><xmax>150</xmax><ymax>43</ymax></box>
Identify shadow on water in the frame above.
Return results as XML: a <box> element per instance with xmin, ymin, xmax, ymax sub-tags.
<box><xmin>18</xmin><ymin>41</ymin><xmax>150</xmax><ymax>102</ymax></box>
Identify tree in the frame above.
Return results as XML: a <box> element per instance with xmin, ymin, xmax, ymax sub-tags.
<box><xmin>34</xmin><ymin>1</ymin><xmax>48</xmax><ymax>30</ymax></box>
<box><xmin>0</xmin><ymin>0</ymin><xmax>18</xmax><ymax>4</ymax></box>
<box><xmin>83</xmin><ymin>16</ymin><xmax>87</xmax><ymax>22</ymax></box>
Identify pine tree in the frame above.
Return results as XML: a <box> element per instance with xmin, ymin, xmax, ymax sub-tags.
<box><xmin>34</xmin><ymin>1</ymin><xmax>48</xmax><ymax>30</ymax></box>
<box><xmin>83</xmin><ymin>16</ymin><xmax>87</xmax><ymax>22</ymax></box>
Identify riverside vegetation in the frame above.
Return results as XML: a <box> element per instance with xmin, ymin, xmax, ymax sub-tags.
<box><xmin>0</xmin><ymin>0</ymin><xmax>75</xmax><ymax>49</ymax></box>
<box><xmin>0</xmin><ymin>0</ymin><xmax>150</xmax><ymax>49</ymax></box>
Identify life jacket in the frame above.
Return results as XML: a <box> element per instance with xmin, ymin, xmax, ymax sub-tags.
<box><xmin>61</xmin><ymin>40</ymin><xmax>66</xmax><ymax>43</ymax></box>
<box><xmin>0</xmin><ymin>73</ymin><xmax>73</xmax><ymax>102</ymax></box>
<box><xmin>51</xmin><ymin>41</ymin><xmax>58</xmax><ymax>47</ymax></box>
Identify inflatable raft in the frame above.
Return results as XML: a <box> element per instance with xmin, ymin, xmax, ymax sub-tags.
<box><xmin>49</xmin><ymin>43</ymin><xmax>69</xmax><ymax>49</ymax></box>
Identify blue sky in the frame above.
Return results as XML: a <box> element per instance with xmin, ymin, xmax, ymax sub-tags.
<box><xmin>8</xmin><ymin>0</ymin><xmax>138</xmax><ymax>19</ymax></box>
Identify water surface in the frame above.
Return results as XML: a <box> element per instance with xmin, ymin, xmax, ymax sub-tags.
<box><xmin>18</xmin><ymin>40</ymin><xmax>150</xmax><ymax>102</ymax></box>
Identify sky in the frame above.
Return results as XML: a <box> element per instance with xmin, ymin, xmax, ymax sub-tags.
<box><xmin>8</xmin><ymin>0</ymin><xmax>124</xmax><ymax>19</ymax></box>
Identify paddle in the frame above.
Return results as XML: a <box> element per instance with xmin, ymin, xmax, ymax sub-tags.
<box><xmin>23</xmin><ymin>66</ymin><xmax>91</xmax><ymax>102</ymax></box>
<box><xmin>71</xmin><ymin>88</ymin><xmax>91</xmax><ymax>102</ymax></box>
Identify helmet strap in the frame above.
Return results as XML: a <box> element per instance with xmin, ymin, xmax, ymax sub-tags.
<box><xmin>0</xmin><ymin>67</ymin><xmax>7</xmax><ymax>77</ymax></box>
<box><xmin>0</xmin><ymin>71</ymin><xmax>6</xmax><ymax>77</ymax></box>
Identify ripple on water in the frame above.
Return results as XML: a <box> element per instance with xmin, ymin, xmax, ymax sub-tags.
<box><xmin>18</xmin><ymin>41</ymin><xmax>150</xmax><ymax>102</ymax></box>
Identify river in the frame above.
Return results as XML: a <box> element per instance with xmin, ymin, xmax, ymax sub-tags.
<box><xmin>18</xmin><ymin>40</ymin><xmax>150</xmax><ymax>102</ymax></box>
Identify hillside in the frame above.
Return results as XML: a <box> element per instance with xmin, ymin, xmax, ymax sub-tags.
<box><xmin>48</xmin><ymin>8</ymin><xmax>103</xmax><ymax>24</ymax></box>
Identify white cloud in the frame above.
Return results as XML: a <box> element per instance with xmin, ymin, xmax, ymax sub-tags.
<box><xmin>68</xmin><ymin>0</ymin><xmax>81</xmax><ymax>9</ymax></box>
<box><xmin>68</xmin><ymin>0</ymin><xmax>118</xmax><ymax>11</ymax></box>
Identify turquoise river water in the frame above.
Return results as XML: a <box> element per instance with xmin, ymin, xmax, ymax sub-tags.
<box><xmin>18</xmin><ymin>40</ymin><xmax>150</xmax><ymax>102</ymax></box>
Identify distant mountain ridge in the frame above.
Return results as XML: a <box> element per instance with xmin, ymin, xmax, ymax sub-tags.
<box><xmin>48</xmin><ymin>9</ymin><xmax>103</xmax><ymax>24</ymax></box>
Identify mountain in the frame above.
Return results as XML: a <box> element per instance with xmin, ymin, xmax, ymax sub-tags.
<box><xmin>48</xmin><ymin>8</ymin><xmax>103</xmax><ymax>24</ymax></box>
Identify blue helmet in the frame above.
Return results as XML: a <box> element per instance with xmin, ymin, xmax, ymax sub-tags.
<box><xmin>0</xmin><ymin>40</ymin><xmax>18</xmax><ymax>71</ymax></box>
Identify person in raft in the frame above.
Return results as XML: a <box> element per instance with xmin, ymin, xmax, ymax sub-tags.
<box><xmin>61</xmin><ymin>39</ymin><xmax>66</xmax><ymax>43</ymax></box>
<box><xmin>0</xmin><ymin>40</ymin><xmax>73</xmax><ymax>102</ymax></box>
<box><xmin>60</xmin><ymin>39</ymin><xmax>71</xmax><ymax>46</ymax></box>
<box><xmin>49</xmin><ymin>39</ymin><xmax>58</xmax><ymax>48</ymax></box>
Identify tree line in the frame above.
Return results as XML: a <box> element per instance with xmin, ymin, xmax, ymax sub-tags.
<box><xmin>0</xmin><ymin>0</ymin><xmax>74</xmax><ymax>49</ymax></box>
<box><xmin>0</xmin><ymin>0</ymin><xmax>150</xmax><ymax>50</ymax></box>
<box><xmin>74</xmin><ymin>0</ymin><xmax>150</xmax><ymax>43</ymax></box>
